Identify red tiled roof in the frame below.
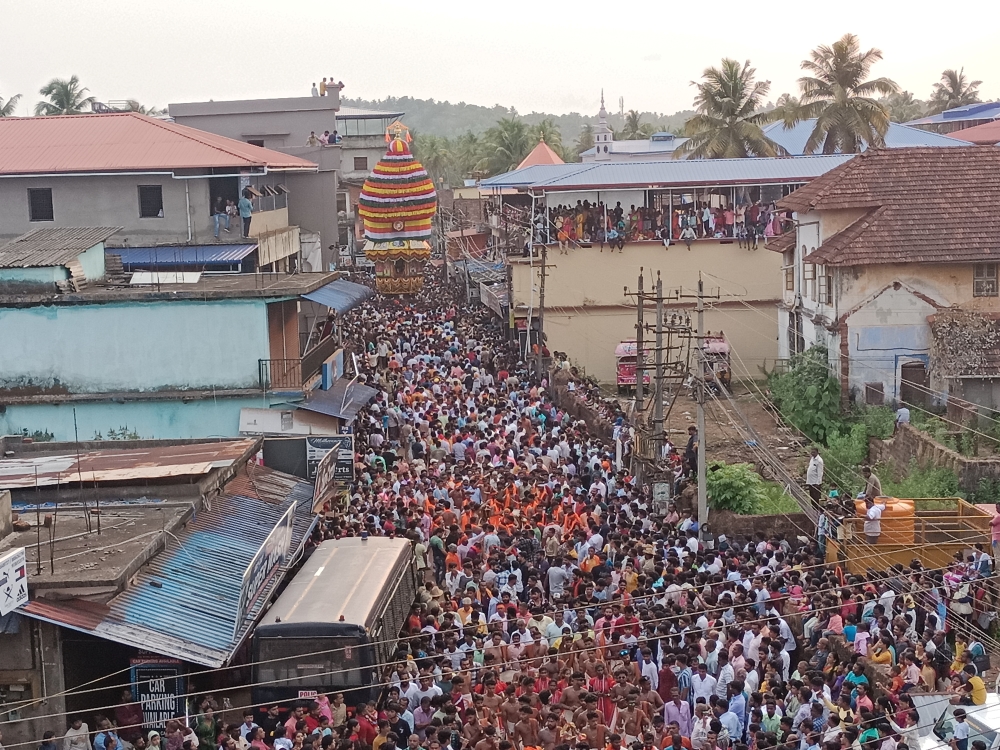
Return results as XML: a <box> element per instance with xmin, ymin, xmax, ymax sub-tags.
<box><xmin>517</xmin><ymin>139</ymin><xmax>565</xmax><ymax>169</ymax></box>
<box><xmin>0</xmin><ymin>112</ymin><xmax>317</xmax><ymax>174</ymax></box>
<box><xmin>778</xmin><ymin>146</ymin><xmax>1000</xmax><ymax>266</ymax></box>
<box><xmin>949</xmin><ymin>121</ymin><xmax>1000</xmax><ymax>146</ymax></box>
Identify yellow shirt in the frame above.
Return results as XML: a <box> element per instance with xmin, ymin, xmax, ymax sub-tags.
<box><xmin>968</xmin><ymin>675</ymin><xmax>987</xmax><ymax>705</ymax></box>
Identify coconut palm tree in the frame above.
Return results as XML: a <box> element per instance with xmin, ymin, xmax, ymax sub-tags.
<box><xmin>575</xmin><ymin>124</ymin><xmax>595</xmax><ymax>158</ymax></box>
<box><xmin>411</xmin><ymin>133</ymin><xmax>451</xmax><ymax>185</ymax></box>
<box><xmin>771</xmin><ymin>93</ymin><xmax>804</xmax><ymax>128</ymax></box>
<box><xmin>881</xmin><ymin>91</ymin><xmax>925</xmax><ymax>123</ymax></box>
<box><xmin>676</xmin><ymin>58</ymin><xmax>784</xmax><ymax>159</ymax></box>
<box><xmin>797</xmin><ymin>34</ymin><xmax>899</xmax><ymax>153</ymax></box>
<box><xmin>0</xmin><ymin>93</ymin><xmax>21</xmax><ymax>117</ymax></box>
<box><xmin>480</xmin><ymin>117</ymin><xmax>531</xmax><ymax>174</ymax></box>
<box><xmin>927</xmin><ymin>68</ymin><xmax>982</xmax><ymax>115</ymax></box>
<box><xmin>35</xmin><ymin>75</ymin><xmax>96</xmax><ymax>115</ymax></box>
<box><xmin>452</xmin><ymin>131</ymin><xmax>484</xmax><ymax>178</ymax></box>
<box><xmin>621</xmin><ymin>110</ymin><xmax>656</xmax><ymax>140</ymax></box>
<box><xmin>528</xmin><ymin>118</ymin><xmax>566</xmax><ymax>158</ymax></box>
<box><xmin>123</xmin><ymin>100</ymin><xmax>166</xmax><ymax>116</ymax></box>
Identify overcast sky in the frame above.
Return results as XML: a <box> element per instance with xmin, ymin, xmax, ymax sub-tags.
<box><xmin>3</xmin><ymin>0</ymin><xmax>999</xmax><ymax>118</ymax></box>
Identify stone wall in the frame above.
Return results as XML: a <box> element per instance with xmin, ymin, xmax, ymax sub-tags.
<box><xmin>869</xmin><ymin>423</ymin><xmax>1000</xmax><ymax>491</ymax></box>
<box><xmin>709</xmin><ymin>510</ymin><xmax>815</xmax><ymax>542</ymax></box>
<box><xmin>548</xmin><ymin>368</ymin><xmax>616</xmax><ymax>443</ymax></box>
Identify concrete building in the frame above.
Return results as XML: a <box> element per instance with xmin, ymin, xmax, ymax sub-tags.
<box><xmin>775</xmin><ymin>146</ymin><xmax>1000</xmax><ymax>407</ymax></box>
<box><xmin>480</xmin><ymin>154</ymin><xmax>853</xmax><ymax>383</ymax></box>
<box><xmin>0</xmin><ymin>437</ymin><xmax>317</xmax><ymax>745</ymax></box>
<box><xmin>0</xmin><ymin>227</ymin><xmax>374</xmax><ymax>441</ymax></box>
<box><xmin>580</xmin><ymin>94</ymin><xmax>689</xmax><ymax>163</ymax></box>
<box><xmin>169</xmin><ymin>95</ymin><xmax>402</xmax><ymax>269</ymax></box>
<box><xmin>0</xmin><ymin>112</ymin><xmax>316</xmax><ymax>272</ymax></box>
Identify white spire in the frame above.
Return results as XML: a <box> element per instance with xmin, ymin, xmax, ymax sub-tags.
<box><xmin>594</xmin><ymin>90</ymin><xmax>612</xmax><ymax>161</ymax></box>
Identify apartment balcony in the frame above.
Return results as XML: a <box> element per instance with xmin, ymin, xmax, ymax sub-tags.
<box><xmin>258</xmin><ymin>334</ymin><xmax>338</xmax><ymax>391</ymax></box>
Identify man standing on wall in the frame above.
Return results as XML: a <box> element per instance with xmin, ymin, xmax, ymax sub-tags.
<box><xmin>806</xmin><ymin>447</ymin><xmax>824</xmax><ymax>507</ymax></box>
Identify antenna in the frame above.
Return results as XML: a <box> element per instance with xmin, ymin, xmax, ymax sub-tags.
<box><xmin>619</xmin><ymin>97</ymin><xmax>624</xmax><ymax>121</ymax></box>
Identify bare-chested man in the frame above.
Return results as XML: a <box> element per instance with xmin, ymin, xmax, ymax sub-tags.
<box><xmin>513</xmin><ymin>706</ymin><xmax>540</xmax><ymax>749</ymax></box>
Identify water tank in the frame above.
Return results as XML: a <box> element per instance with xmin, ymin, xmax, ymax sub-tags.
<box><xmin>853</xmin><ymin>497</ymin><xmax>915</xmax><ymax>544</ymax></box>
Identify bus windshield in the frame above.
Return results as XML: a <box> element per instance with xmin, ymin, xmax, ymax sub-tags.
<box><xmin>256</xmin><ymin>637</ymin><xmax>366</xmax><ymax>688</ymax></box>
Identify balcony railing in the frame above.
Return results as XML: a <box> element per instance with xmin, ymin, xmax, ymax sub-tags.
<box><xmin>259</xmin><ymin>335</ymin><xmax>339</xmax><ymax>391</ymax></box>
<box><xmin>259</xmin><ymin>359</ymin><xmax>302</xmax><ymax>391</ymax></box>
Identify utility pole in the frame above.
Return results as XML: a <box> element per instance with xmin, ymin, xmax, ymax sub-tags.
<box><xmin>535</xmin><ymin>244</ymin><xmax>547</xmax><ymax>378</ymax></box>
<box><xmin>696</xmin><ymin>273</ymin><xmax>708</xmax><ymax>525</ymax></box>
<box><xmin>653</xmin><ymin>272</ymin><xmax>664</xmax><ymax>461</ymax></box>
<box><xmin>635</xmin><ymin>269</ymin><xmax>644</xmax><ymax>411</ymax></box>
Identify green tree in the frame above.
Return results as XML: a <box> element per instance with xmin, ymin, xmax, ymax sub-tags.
<box><xmin>480</xmin><ymin>117</ymin><xmax>531</xmax><ymax>175</ymax></box>
<box><xmin>452</xmin><ymin>131</ymin><xmax>485</xmax><ymax>178</ymax></box>
<box><xmin>768</xmin><ymin>346</ymin><xmax>842</xmax><ymax>442</ymax></box>
<box><xmin>621</xmin><ymin>109</ymin><xmax>656</xmax><ymax>140</ymax></box>
<box><xmin>677</xmin><ymin>59</ymin><xmax>784</xmax><ymax>159</ymax></box>
<box><xmin>0</xmin><ymin>92</ymin><xmax>21</xmax><ymax>117</ymax></box>
<box><xmin>35</xmin><ymin>75</ymin><xmax>96</xmax><ymax>115</ymax></box>
<box><xmin>411</xmin><ymin>133</ymin><xmax>452</xmax><ymax>185</ymax></box>
<box><xmin>528</xmin><ymin>118</ymin><xmax>564</xmax><ymax>152</ymax></box>
<box><xmin>706</xmin><ymin>461</ymin><xmax>768</xmax><ymax>514</ymax></box>
<box><xmin>797</xmin><ymin>33</ymin><xmax>899</xmax><ymax>154</ymax></box>
<box><xmin>574</xmin><ymin>123</ymin><xmax>594</xmax><ymax>159</ymax></box>
<box><xmin>927</xmin><ymin>68</ymin><xmax>981</xmax><ymax>115</ymax></box>
<box><xmin>881</xmin><ymin>91</ymin><xmax>925</xmax><ymax>123</ymax></box>
<box><xmin>771</xmin><ymin>93</ymin><xmax>803</xmax><ymax>128</ymax></box>
<box><xmin>123</xmin><ymin>100</ymin><xmax>165</xmax><ymax>116</ymax></box>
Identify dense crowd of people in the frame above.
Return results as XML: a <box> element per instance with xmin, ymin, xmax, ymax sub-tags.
<box><xmin>22</xmin><ymin>270</ymin><xmax>997</xmax><ymax>750</ymax></box>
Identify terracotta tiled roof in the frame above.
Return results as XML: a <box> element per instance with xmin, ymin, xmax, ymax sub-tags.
<box><xmin>766</xmin><ymin>231</ymin><xmax>797</xmax><ymax>254</ymax></box>
<box><xmin>778</xmin><ymin>146</ymin><xmax>1000</xmax><ymax>266</ymax></box>
<box><xmin>0</xmin><ymin>112</ymin><xmax>318</xmax><ymax>174</ymax></box>
<box><xmin>949</xmin><ymin>121</ymin><xmax>1000</xmax><ymax>146</ymax></box>
<box><xmin>517</xmin><ymin>139</ymin><xmax>565</xmax><ymax>169</ymax></box>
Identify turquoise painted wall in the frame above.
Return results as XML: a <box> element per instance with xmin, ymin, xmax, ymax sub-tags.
<box><xmin>78</xmin><ymin>243</ymin><xmax>106</xmax><ymax>280</ymax></box>
<box><xmin>0</xmin><ymin>396</ymin><xmax>276</xmax><ymax>441</ymax></box>
<box><xmin>0</xmin><ymin>266</ymin><xmax>66</xmax><ymax>283</ymax></box>
<box><xmin>0</xmin><ymin>299</ymin><xmax>271</xmax><ymax>392</ymax></box>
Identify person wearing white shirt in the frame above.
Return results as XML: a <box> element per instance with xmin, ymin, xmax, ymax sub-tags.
<box><xmin>805</xmin><ymin>447</ymin><xmax>824</xmax><ymax>506</ymax></box>
<box><xmin>690</xmin><ymin>664</ymin><xmax>717</xmax><ymax>704</ymax></box>
<box><xmin>639</xmin><ymin>649</ymin><xmax>659</xmax><ymax>690</ymax></box>
<box><xmin>715</xmin><ymin>652</ymin><xmax>735</xmax><ymax>699</ymax></box>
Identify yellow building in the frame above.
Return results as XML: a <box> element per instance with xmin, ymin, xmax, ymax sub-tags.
<box><xmin>480</xmin><ymin>154</ymin><xmax>852</xmax><ymax>383</ymax></box>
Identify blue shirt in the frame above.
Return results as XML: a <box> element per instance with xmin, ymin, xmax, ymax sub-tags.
<box><xmin>238</xmin><ymin>197</ymin><xmax>253</xmax><ymax>218</ymax></box>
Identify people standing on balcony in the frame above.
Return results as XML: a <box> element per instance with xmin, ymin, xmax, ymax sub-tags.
<box><xmin>212</xmin><ymin>196</ymin><xmax>230</xmax><ymax>238</ymax></box>
<box><xmin>311</xmin><ymin>82</ymin><xmax>319</xmax><ymax>97</ymax></box>
<box><xmin>306</xmin><ymin>131</ymin><xmax>321</xmax><ymax>146</ymax></box>
<box><xmin>238</xmin><ymin>189</ymin><xmax>254</xmax><ymax>238</ymax></box>
<box><xmin>319</xmin><ymin>78</ymin><xmax>328</xmax><ymax>96</ymax></box>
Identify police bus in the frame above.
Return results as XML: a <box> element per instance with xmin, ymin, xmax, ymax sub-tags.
<box><xmin>251</xmin><ymin>537</ymin><xmax>417</xmax><ymax>706</ymax></box>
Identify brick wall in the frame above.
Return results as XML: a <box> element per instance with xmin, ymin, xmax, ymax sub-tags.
<box><xmin>709</xmin><ymin>510</ymin><xmax>815</xmax><ymax>542</ymax></box>
<box><xmin>869</xmin><ymin>423</ymin><xmax>1000</xmax><ymax>491</ymax></box>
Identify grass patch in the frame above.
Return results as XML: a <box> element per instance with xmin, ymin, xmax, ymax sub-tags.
<box><xmin>757</xmin><ymin>482</ymin><xmax>803</xmax><ymax>514</ymax></box>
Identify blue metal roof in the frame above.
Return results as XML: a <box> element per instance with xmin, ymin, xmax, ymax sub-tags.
<box><xmin>299</xmin><ymin>379</ymin><xmax>377</xmax><ymax>422</ymax></box>
<box><xmin>20</xmin><ymin>467</ymin><xmax>317</xmax><ymax>666</ymax></box>
<box><xmin>302</xmin><ymin>278</ymin><xmax>374</xmax><ymax>312</ymax></box>
<box><xmin>908</xmin><ymin>101</ymin><xmax>1000</xmax><ymax>126</ymax></box>
<box><xmin>112</xmin><ymin>244</ymin><xmax>257</xmax><ymax>267</ymax></box>
<box><xmin>761</xmin><ymin>120</ymin><xmax>968</xmax><ymax>154</ymax></box>
<box><xmin>479</xmin><ymin>154</ymin><xmax>853</xmax><ymax>191</ymax></box>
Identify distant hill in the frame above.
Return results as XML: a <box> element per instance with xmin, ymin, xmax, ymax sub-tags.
<box><xmin>342</xmin><ymin>95</ymin><xmax>695</xmax><ymax>141</ymax></box>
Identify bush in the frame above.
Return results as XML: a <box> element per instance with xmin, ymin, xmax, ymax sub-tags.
<box><xmin>857</xmin><ymin>406</ymin><xmax>895</xmax><ymax>440</ymax></box>
<box><xmin>970</xmin><ymin>477</ymin><xmax>1000</xmax><ymax>505</ymax></box>
<box><xmin>706</xmin><ymin>461</ymin><xmax>767</xmax><ymax>514</ymax></box>
<box><xmin>822</xmin><ymin>422</ymin><xmax>869</xmax><ymax>498</ymax></box>
<box><xmin>769</xmin><ymin>347</ymin><xmax>843</xmax><ymax>443</ymax></box>
<box><xmin>883</xmin><ymin>462</ymin><xmax>962</xmax><ymax>499</ymax></box>
<box><xmin>758</xmin><ymin>482</ymin><xmax>803</xmax><ymax>514</ymax></box>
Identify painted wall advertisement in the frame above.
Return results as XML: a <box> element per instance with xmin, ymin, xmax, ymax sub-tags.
<box><xmin>130</xmin><ymin>657</ymin><xmax>185</xmax><ymax>732</ymax></box>
<box><xmin>234</xmin><ymin>504</ymin><xmax>295</xmax><ymax>638</ymax></box>
<box><xmin>0</xmin><ymin>547</ymin><xmax>28</xmax><ymax>616</ymax></box>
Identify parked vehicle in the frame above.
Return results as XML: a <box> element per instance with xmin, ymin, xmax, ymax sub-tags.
<box><xmin>615</xmin><ymin>340</ymin><xmax>651</xmax><ymax>394</ymax></box>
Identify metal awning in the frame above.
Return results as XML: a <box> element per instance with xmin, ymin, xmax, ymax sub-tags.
<box><xmin>17</xmin><ymin>466</ymin><xmax>317</xmax><ymax>667</ymax></box>
<box><xmin>112</xmin><ymin>244</ymin><xmax>258</xmax><ymax>267</ymax></box>
<box><xmin>299</xmin><ymin>379</ymin><xmax>377</xmax><ymax>423</ymax></box>
<box><xmin>301</xmin><ymin>278</ymin><xmax>373</xmax><ymax>313</ymax></box>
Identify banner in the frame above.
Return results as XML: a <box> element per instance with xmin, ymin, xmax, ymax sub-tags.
<box><xmin>234</xmin><ymin>504</ymin><xmax>295</xmax><ymax>638</ymax></box>
<box><xmin>311</xmin><ymin>435</ymin><xmax>355</xmax><ymax>508</ymax></box>
<box><xmin>130</xmin><ymin>659</ymin><xmax>185</xmax><ymax>733</ymax></box>
<box><xmin>0</xmin><ymin>548</ymin><xmax>28</xmax><ymax>616</ymax></box>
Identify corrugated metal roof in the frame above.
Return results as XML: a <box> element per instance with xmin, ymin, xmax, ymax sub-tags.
<box><xmin>337</xmin><ymin>107</ymin><xmax>404</xmax><ymax>120</ymax></box>
<box><xmin>302</xmin><ymin>278</ymin><xmax>374</xmax><ymax>312</ymax></box>
<box><xmin>580</xmin><ymin>137</ymin><xmax>687</xmax><ymax>156</ymax></box>
<box><xmin>908</xmin><ymin>101</ymin><xmax>1000</xmax><ymax>126</ymax></box>
<box><xmin>19</xmin><ymin>464</ymin><xmax>317</xmax><ymax>666</ymax></box>
<box><xmin>479</xmin><ymin>154</ymin><xmax>854</xmax><ymax>191</ymax></box>
<box><xmin>0</xmin><ymin>227</ymin><xmax>121</xmax><ymax>268</ymax></box>
<box><xmin>0</xmin><ymin>112</ymin><xmax>318</xmax><ymax>175</ymax></box>
<box><xmin>949</xmin><ymin>120</ymin><xmax>1000</xmax><ymax>146</ymax></box>
<box><xmin>761</xmin><ymin>120</ymin><xmax>969</xmax><ymax>154</ymax></box>
<box><xmin>113</xmin><ymin>244</ymin><xmax>258</xmax><ymax>268</ymax></box>
<box><xmin>299</xmin><ymin>380</ymin><xmax>377</xmax><ymax>422</ymax></box>
<box><xmin>0</xmin><ymin>439</ymin><xmax>257</xmax><ymax>490</ymax></box>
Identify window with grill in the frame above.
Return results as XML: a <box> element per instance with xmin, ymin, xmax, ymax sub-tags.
<box><xmin>28</xmin><ymin>188</ymin><xmax>54</xmax><ymax>222</ymax></box>
<box><xmin>784</xmin><ymin>268</ymin><xmax>794</xmax><ymax>291</ymax></box>
<box><xmin>353</xmin><ymin>156</ymin><xmax>368</xmax><ymax>171</ymax></box>
<box><xmin>138</xmin><ymin>185</ymin><xmax>164</xmax><ymax>218</ymax></box>
<box><xmin>864</xmin><ymin>382</ymin><xmax>885</xmax><ymax>405</ymax></box>
<box><xmin>973</xmin><ymin>264</ymin><xmax>998</xmax><ymax>297</ymax></box>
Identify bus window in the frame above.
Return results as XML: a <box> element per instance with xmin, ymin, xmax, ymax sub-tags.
<box><xmin>256</xmin><ymin>637</ymin><xmax>366</xmax><ymax>688</ymax></box>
